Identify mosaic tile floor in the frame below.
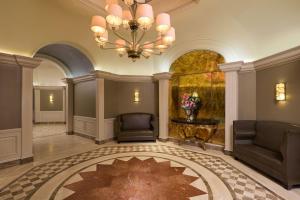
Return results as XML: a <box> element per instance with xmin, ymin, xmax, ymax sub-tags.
<box><xmin>0</xmin><ymin>143</ymin><xmax>291</xmax><ymax>200</ymax></box>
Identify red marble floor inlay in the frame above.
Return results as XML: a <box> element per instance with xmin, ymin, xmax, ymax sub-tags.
<box><xmin>63</xmin><ymin>157</ymin><xmax>206</xmax><ymax>200</ymax></box>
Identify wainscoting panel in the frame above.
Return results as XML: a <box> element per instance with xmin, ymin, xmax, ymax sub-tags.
<box><xmin>73</xmin><ymin>117</ymin><xmax>116</xmax><ymax>141</ymax></box>
<box><xmin>35</xmin><ymin>111</ymin><xmax>65</xmax><ymax>123</ymax></box>
<box><xmin>73</xmin><ymin>116</ymin><xmax>96</xmax><ymax>138</ymax></box>
<box><xmin>104</xmin><ymin>118</ymin><xmax>115</xmax><ymax>140</ymax></box>
<box><xmin>0</xmin><ymin>129</ymin><xmax>21</xmax><ymax>163</ymax></box>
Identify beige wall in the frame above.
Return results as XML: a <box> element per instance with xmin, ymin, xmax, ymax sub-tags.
<box><xmin>239</xmin><ymin>71</ymin><xmax>256</xmax><ymax>120</ymax></box>
<box><xmin>104</xmin><ymin>80</ymin><xmax>118</xmax><ymax>118</ymax></box>
<box><xmin>0</xmin><ymin>64</ymin><xmax>21</xmax><ymax>130</ymax></box>
<box><xmin>74</xmin><ymin>80</ymin><xmax>96</xmax><ymax>118</ymax></box>
<box><xmin>40</xmin><ymin>89</ymin><xmax>63</xmax><ymax>111</ymax></box>
<box><xmin>104</xmin><ymin>80</ymin><xmax>159</xmax><ymax>118</ymax></box>
<box><xmin>256</xmin><ymin>60</ymin><xmax>300</xmax><ymax>125</ymax></box>
<box><xmin>116</xmin><ymin>81</ymin><xmax>159</xmax><ymax>116</ymax></box>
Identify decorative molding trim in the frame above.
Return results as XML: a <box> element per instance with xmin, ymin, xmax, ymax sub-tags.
<box><xmin>93</xmin><ymin>70</ymin><xmax>154</xmax><ymax>82</ymax></box>
<box><xmin>153</xmin><ymin>72</ymin><xmax>173</xmax><ymax>80</ymax></box>
<box><xmin>72</xmin><ymin>74</ymin><xmax>96</xmax><ymax>84</ymax></box>
<box><xmin>0</xmin><ymin>128</ymin><xmax>21</xmax><ymax>164</ymax></box>
<box><xmin>219</xmin><ymin>61</ymin><xmax>244</xmax><ymax>72</ymax></box>
<box><xmin>62</xmin><ymin>78</ymin><xmax>74</xmax><ymax>84</ymax></box>
<box><xmin>254</xmin><ymin>45</ymin><xmax>300</xmax><ymax>71</ymax></box>
<box><xmin>95</xmin><ymin>138</ymin><xmax>115</xmax><ymax>145</ymax></box>
<box><xmin>0</xmin><ymin>52</ymin><xmax>41</xmax><ymax>68</ymax></box>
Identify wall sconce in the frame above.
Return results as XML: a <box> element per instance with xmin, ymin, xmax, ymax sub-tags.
<box><xmin>275</xmin><ymin>83</ymin><xmax>286</xmax><ymax>101</ymax></box>
<box><xmin>49</xmin><ymin>94</ymin><xmax>54</xmax><ymax>104</ymax></box>
<box><xmin>134</xmin><ymin>90</ymin><xmax>140</xmax><ymax>103</ymax></box>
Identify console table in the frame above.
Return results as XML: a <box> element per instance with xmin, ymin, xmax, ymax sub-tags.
<box><xmin>170</xmin><ymin>118</ymin><xmax>219</xmax><ymax>150</ymax></box>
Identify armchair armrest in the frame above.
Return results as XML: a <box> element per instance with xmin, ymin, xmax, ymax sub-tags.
<box><xmin>233</xmin><ymin>120</ymin><xmax>256</xmax><ymax>140</ymax></box>
<box><xmin>151</xmin><ymin>116</ymin><xmax>159</xmax><ymax>138</ymax></box>
<box><xmin>281</xmin><ymin>129</ymin><xmax>300</xmax><ymax>185</ymax></box>
<box><xmin>114</xmin><ymin>116</ymin><xmax>122</xmax><ymax>137</ymax></box>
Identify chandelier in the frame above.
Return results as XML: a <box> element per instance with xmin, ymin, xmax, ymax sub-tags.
<box><xmin>90</xmin><ymin>0</ymin><xmax>176</xmax><ymax>62</ymax></box>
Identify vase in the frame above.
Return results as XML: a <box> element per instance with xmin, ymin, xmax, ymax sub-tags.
<box><xmin>185</xmin><ymin>109</ymin><xmax>195</xmax><ymax>122</ymax></box>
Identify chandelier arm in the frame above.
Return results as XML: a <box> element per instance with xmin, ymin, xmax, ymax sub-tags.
<box><xmin>112</xmin><ymin>29</ymin><xmax>132</xmax><ymax>45</ymax></box>
<box><xmin>99</xmin><ymin>47</ymin><xmax>122</xmax><ymax>50</ymax></box>
<box><xmin>105</xmin><ymin>40</ymin><xmax>131</xmax><ymax>48</ymax></box>
<box><xmin>140</xmin><ymin>38</ymin><xmax>162</xmax><ymax>47</ymax></box>
<box><xmin>136</xmin><ymin>30</ymin><xmax>146</xmax><ymax>46</ymax></box>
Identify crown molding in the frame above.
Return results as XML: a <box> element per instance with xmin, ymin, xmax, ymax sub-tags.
<box><xmin>254</xmin><ymin>46</ymin><xmax>300</xmax><ymax>71</ymax></box>
<box><xmin>34</xmin><ymin>86</ymin><xmax>65</xmax><ymax>90</ymax></box>
<box><xmin>239</xmin><ymin>62</ymin><xmax>255</xmax><ymax>73</ymax></box>
<box><xmin>72</xmin><ymin>74</ymin><xmax>96</xmax><ymax>84</ymax></box>
<box><xmin>153</xmin><ymin>72</ymin><xmax>173</xmax><ymax>80</ymax></box>
<box><xmin>0</xmin><ymin>52</ymin><xmax>41</xmax><ymax>68</ymax></box>
<box><xmin>93</xmin><ymin>70</ymin><xmax>154</xmax><ymax>82</ymax></box>
<box><xmin>219</xmin><ymin>61</ymin><xmax>244</xmax><ymax>72</ymax></box>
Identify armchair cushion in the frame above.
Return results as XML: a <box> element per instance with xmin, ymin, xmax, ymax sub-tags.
<box><xmin>254</xmin><ymin>121</ymin><xmax>289</xmax><ymax>153</ymax></box>
<box><xmin>121</xmin><ymin>113</ymin><xmax>152</xmax><ymax>131</ymax></box>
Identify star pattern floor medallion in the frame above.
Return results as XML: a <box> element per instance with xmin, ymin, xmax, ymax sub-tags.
<box><xmin>62</xmin><ymin>157</ymin><xmax>207</xmax><ymax>200</ymax></box>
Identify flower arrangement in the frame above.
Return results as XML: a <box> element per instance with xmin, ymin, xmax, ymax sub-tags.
<box><xmin>181</xmin><ymin>92</ymin><xmax>201</xmax><ymax>122</ymax></box>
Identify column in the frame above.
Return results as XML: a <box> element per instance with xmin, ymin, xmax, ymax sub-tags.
<box><xmin>219</xmin><ymin>61</ymin><xmax>243</xmax><ymax>153</ymax></box>
<box><xmin>95</xmin><ymin>76</ymin><xmax>105</xmax><ymax>144</ymax></box>
<box><xmin>63</xmin><ymin>78</ymin><xmax>74</xmax><ymax>135</ymax></box>
<box><xmin>154</xmin><ymin>72</ymin><xmax>172</xmax><ymax>141</ymax></box>
<box><xmin>16</xmin><ymin>56</ymin><xmax>41</xmax><ymax>163</ymax></box>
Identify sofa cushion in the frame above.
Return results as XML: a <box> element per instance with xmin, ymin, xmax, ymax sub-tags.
<box><xmin>254</xmin><ymin>121</ymin><xmax>289</xmax><ymax>152</ymax></box>
<box><xmin>121</xmin><ymin>113</ymin><xmax>152</xmax><ymax>131</ymax></box>
<box><xmin>235</xmin><ymin>144</ymin><xmax>283</xmax><ymax>172</ymax></box>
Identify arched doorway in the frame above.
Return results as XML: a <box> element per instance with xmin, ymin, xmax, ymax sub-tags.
<box><xmin>32</xmin><ymin>43</ymin><xmax>94</xmax><ymax>158</ymax></box>
<box><xmin>168</xmin><ymin>50</ymin><xmax>226</xmax><ymax>146</ymax></box>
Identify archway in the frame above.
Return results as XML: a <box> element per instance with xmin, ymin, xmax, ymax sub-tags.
<box><xmin>168</xmin><ymin>50</ymin><xmax>226</xmax><ymax>146</ymax></box>
<box><xmin>31</xmin><ymin>43</ymin><xmax>95</xmax><ymax>156</ymax></box>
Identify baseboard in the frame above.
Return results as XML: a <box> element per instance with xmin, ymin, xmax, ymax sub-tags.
<box><xmin>158</xmin><ymin>138</ymin><xmax>169</xmax><ymax>142</ymax></box>
<box><xmin>0</xmin><ymin>156</ymin><xmax>34</xmax><ymax>169</ymax></box>
<box><xmin>66</xmin><ymin>131</ymin><xmax>74</xmax><ymax>135</ymax></box>
<box><xmin>224</xmin><ymin>150</ymin><xmax>233</xmax><ymax>156</ymax></box>
<box><xmin>95</xmin><ymin>138</ymin><xmax>116</xmax><ymax>145</ymax></box>
<box><xmin>73</xmin><ymin>132</ymin><xmax>95</xmax><ymax>140</ymax></box>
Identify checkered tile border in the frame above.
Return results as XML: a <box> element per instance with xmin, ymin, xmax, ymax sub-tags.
<box><xmin>0</xmin><ymin>145</ymin><xmax>285</xmax><ymax>200</ymax></box>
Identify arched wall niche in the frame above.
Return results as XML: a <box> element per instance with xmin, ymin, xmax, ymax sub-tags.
<box><xmin>169</xmin><ymin>49</ymin><xmax>225</xmax><ymax>145</ymax></box>
<box><xmin>34</xmin><ymin>43</ymin><xmax>94</xmax><ymax>77</ymax></box>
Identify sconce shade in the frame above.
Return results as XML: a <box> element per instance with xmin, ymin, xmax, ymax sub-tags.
<box><xmin>276</xmin><ymin>83</ymin><xmax>286</xmax><ymax>101</ymax></box>
<box><xmin>134</xmin><ymin>90</ymin><xmax>140</xmax><ymax>102</ymax></box>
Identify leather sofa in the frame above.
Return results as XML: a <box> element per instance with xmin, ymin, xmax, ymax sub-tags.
<box><xmin>115</xmin><ymin>113</ymin><xmax>158</xmax><ymax>143</ymax></box>
<box><xmin>233</xmin><ymin>120</ymin><xmax>300</xmax><ymax>189</ymax></box>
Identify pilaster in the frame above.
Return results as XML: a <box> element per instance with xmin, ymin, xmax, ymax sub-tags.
<box><xmin>153</xmin><ymin>72</ymin><xmax>172</xmax><ymax>141</ymax></box>
<box><xmin>95</xmin><ymin>73</ymin><xmax>105</xmax><ymax>144</ymax></box>
<box><xmin>63</xmin><ymin>78</ymin><xmax>74</xmax><ymax>134</ymax></box>
<box><xmin>219</xmin><ymin>61</ymin><xmax>243</xmax><ymax>153</ymax></box>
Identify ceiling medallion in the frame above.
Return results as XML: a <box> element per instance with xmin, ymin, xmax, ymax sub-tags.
<box><xmin>90</xmin><ymin>0</ymin><xmax>176</xmax><ymax>62</ymax></box>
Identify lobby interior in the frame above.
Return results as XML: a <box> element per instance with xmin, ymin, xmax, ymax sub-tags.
<box><xmin>1</xmin><ymin>0</ymin><xmax>300</xmax><ymax>199</ymax></box>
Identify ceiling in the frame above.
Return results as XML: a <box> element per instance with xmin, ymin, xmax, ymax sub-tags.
<box><xmin>1</xmin><ymin>0</ymin><xmax>300</xmax><ymax>75</ymax></box>
<box><xmin>56</xmin><ymin>0</ymin><xmax>199</xmax><ymax>16</ymax></box>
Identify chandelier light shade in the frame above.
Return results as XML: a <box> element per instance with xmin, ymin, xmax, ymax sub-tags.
<box><xmin>105</xmin><ymin>0</ymin><xmax>119</xmax><ymax>10</ymax></box>
<box><xmin>90</xmin><ymin>0</ymin><xmax>176</xmax><ymax>61</ymax></box>
<box><xmin>91</xmin><ymin>16</ymin><xmax>106</xmax><ymax>34</ymax></box>
<box><xmin>106</xmin><ymin>4</ymin><xmax>123</xmax><ymax>27</ymax></box>
<box><xmin>156</xmin><ymin>13</ymin><xmax>170</xmax><ymax>33</ymax></box>
<box><xmin>136</xmin><ymin>4</ymin><xmax>154</xmax><ymax>28</ymax></box>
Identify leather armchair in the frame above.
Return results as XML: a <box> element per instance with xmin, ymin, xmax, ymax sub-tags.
<box><xmin>233</xmin><ymin>120</ymin><xmax>300</xmax><ymax>189</ymax></box>
<box><xmin>115</xmin><ymin>113</ymin><xmax>158</xmax><ymax>143</ymax></box>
